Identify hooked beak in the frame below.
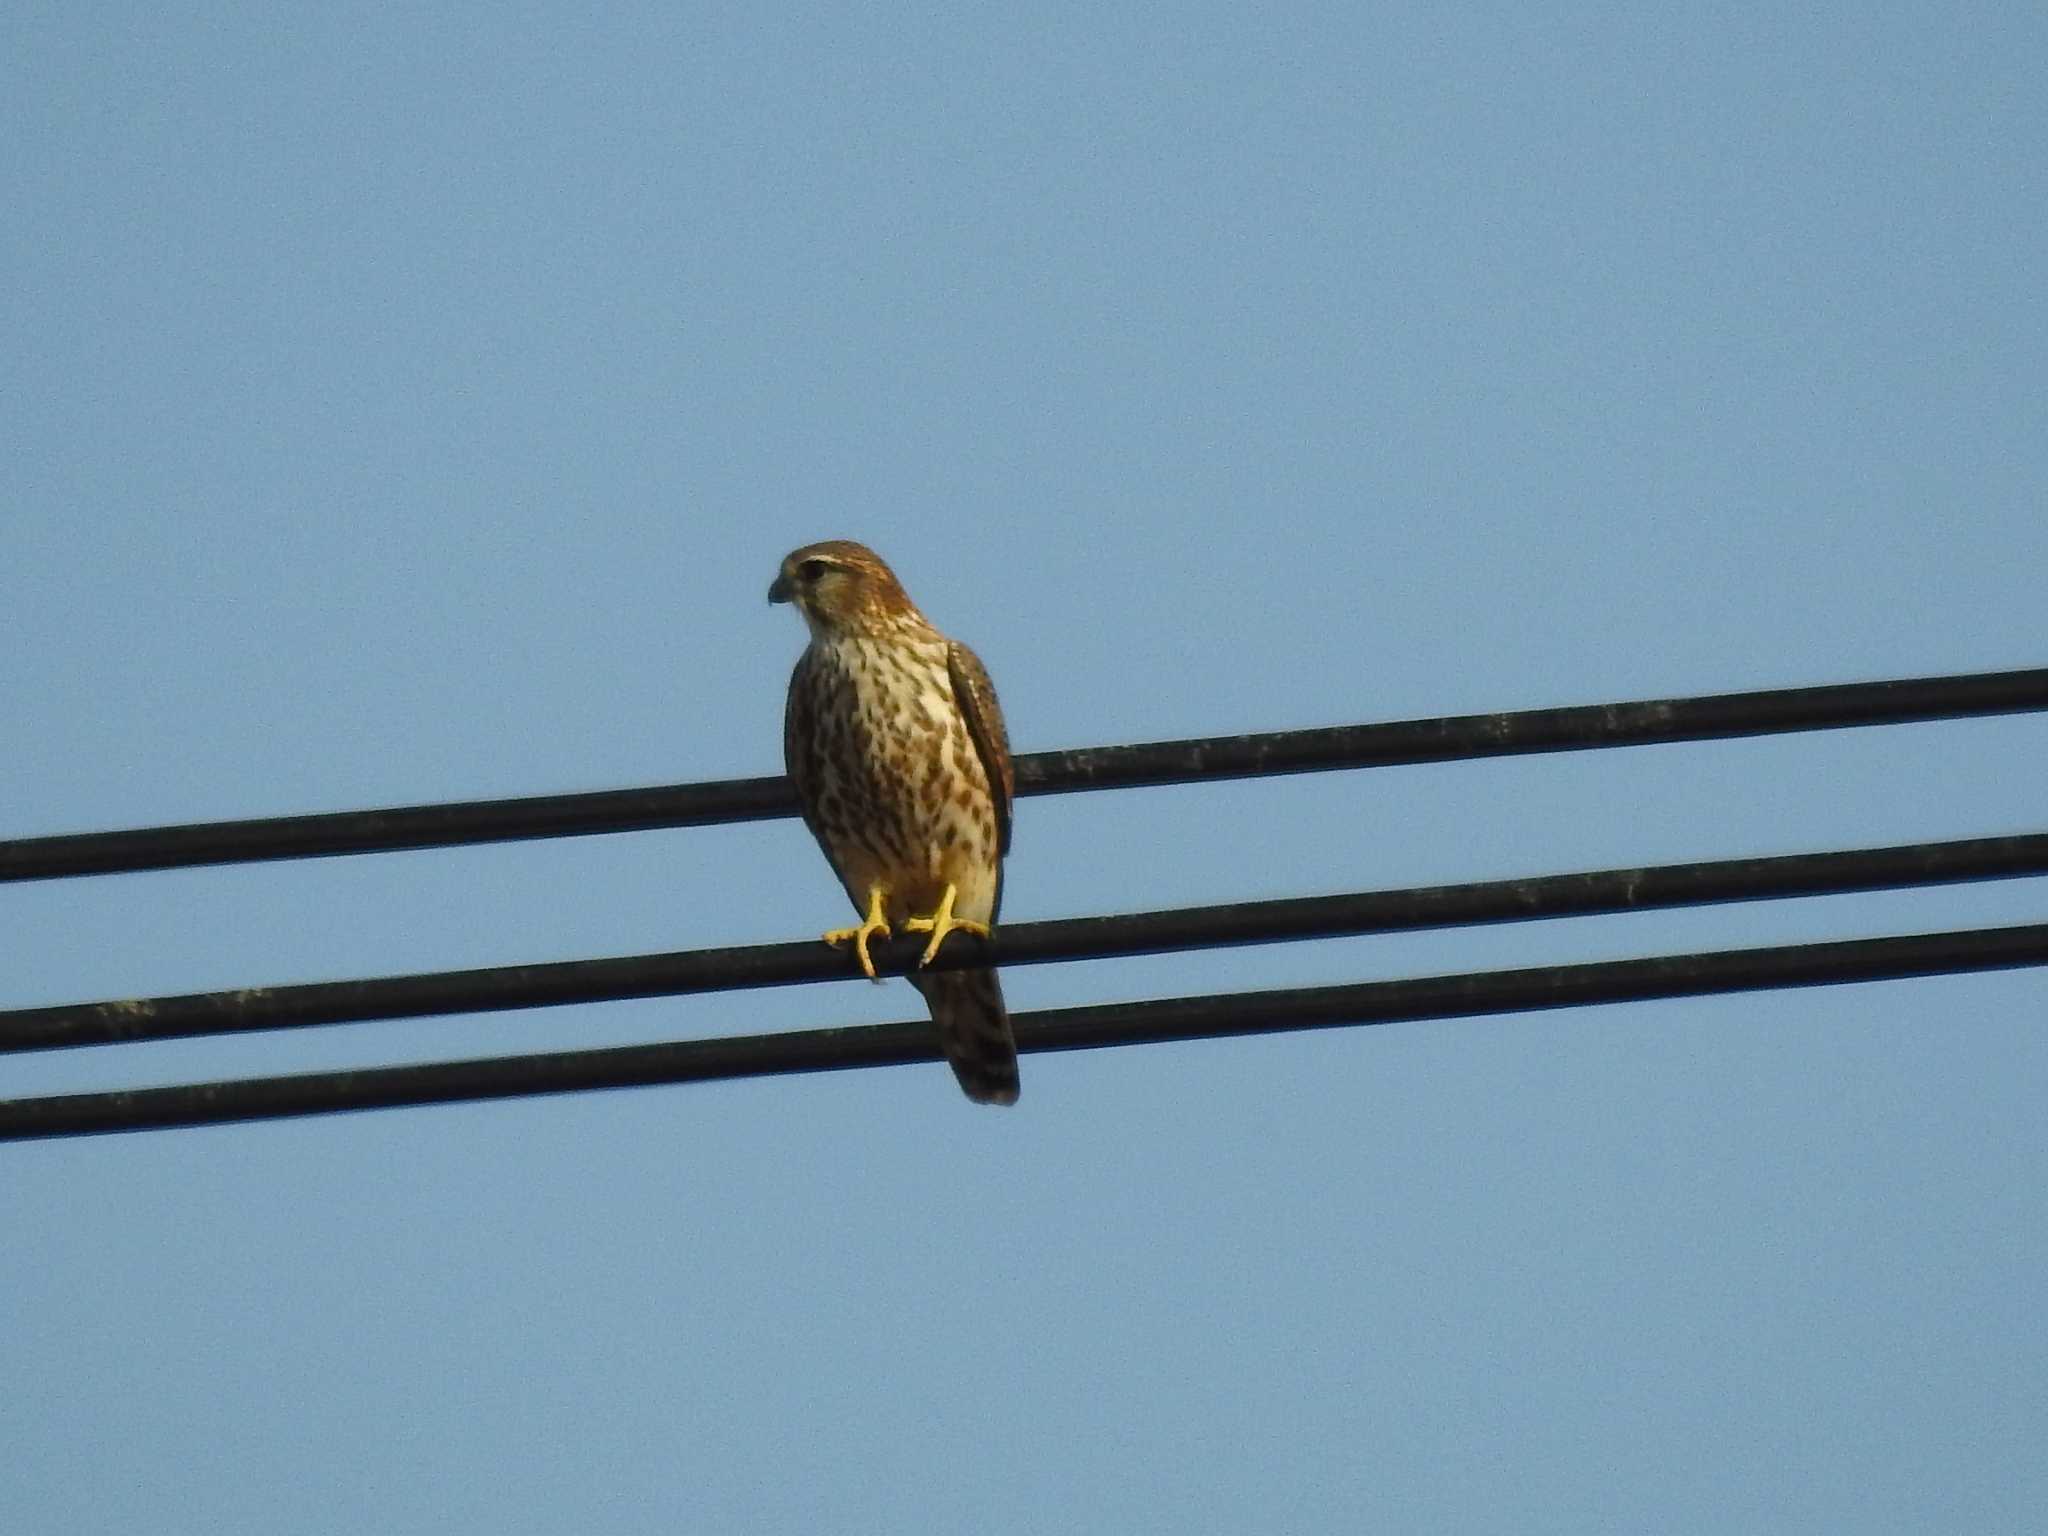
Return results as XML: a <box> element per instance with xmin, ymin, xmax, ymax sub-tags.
<box><xmin>767</xmin><ymin>571</ymin><xmax>793</xmax><ymax>604</ymax></box>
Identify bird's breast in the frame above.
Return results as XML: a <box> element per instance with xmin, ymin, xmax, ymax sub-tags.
<box><xmin>802</xmin><ymin>634</ymin><xmax>1001</xmax><ymax>921</ymax></box>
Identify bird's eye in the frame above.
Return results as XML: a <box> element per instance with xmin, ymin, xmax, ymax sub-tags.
<box><xmin>799</xmin><ymin>558</ymin><xmax>829</xmax><ymax>582</ymax></box>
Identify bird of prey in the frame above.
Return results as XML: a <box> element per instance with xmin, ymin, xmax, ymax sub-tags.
<box><xmin>769</xmin><ymin>540</ymin><xmax>1020</xmax><ymax>1104</ymax></box>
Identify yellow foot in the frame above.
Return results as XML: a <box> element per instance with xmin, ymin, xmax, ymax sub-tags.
<box><xmin>902</xmin><ymin>883</ymin><xmax>992</xmax><ymax>968</ymax></box>
<box><xmin>822</xmin><ymin>885</ymin><xmax>891</xmax><ymax>982</ymax></box>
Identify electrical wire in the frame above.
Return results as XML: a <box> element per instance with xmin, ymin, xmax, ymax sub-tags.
<box><xmin>5</xmin><ymin>665</ymin><xmax>2044</xmax><ymax>882</ymax></box>
<box><xmin>5</xmin><ymin>830</ymin><xmax>2044</xmax><ymax>1054</ymax></box>
<box><xmin>5</xmin><ymin>920</ymin><xmax>2043</xmax><ymax>1141</ymax></box>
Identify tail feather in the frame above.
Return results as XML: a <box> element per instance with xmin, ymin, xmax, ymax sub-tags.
<box><xmin>910</xmin><ymin>967</ymin><xmax>1020</xmax><ymax>1105</ymax></box>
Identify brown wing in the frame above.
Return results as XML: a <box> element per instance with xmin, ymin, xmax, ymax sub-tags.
<box><xmin>947</xmin><ymin>640</ymin><xmax>1012</xmax><ymax>857</ymax></box>
<box><xmin>783</xmin><ymin>650</ymin><xmax>852</xmax><ymax>895</ymax></box>
<box><xmin>783</xmin><ymin>652</ymin><xmax>819</xmax><ymax>817</ymax></box>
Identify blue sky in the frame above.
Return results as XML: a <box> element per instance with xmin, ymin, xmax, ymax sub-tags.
<box><xmin>4</xmin><ymin>3</ymin><xmax>2045</xmax><ymax>1531</ymax></box>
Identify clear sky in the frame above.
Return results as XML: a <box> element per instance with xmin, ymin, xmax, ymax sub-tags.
<box><xmin>5</xmin><ymin>3</ymin><xmax>2045</xmax><ymax>1531</ymax></box>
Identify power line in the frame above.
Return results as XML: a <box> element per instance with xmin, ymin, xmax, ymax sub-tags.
<box><xmin>6</xmin><ymin>830</ymin><xmax>2045</xmax><ymax>1054</ymax></box>
<box><xmin>5</xmin><ymin>665</ymin><xmax>2044</xmax><ymax>883</ymax></box>
<box><xmin>5</xmin><ymin>921</ymin><xmax>2043</xmax><ymax>1141</ymax></box>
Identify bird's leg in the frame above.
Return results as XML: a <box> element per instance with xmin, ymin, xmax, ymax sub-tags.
<box><xmin>822</xmin><ymin>884</ymin><xmax>892</xmax><ymax>982</ymax></box>
<box><xmin>902</xmin><ymin>883</ymin><xmax>992</xmax><ymax>968</ymax></box>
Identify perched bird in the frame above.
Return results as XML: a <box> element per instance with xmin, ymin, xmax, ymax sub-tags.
<box><xmin>769</xmin><ymin>540</ymin><xmax>1020</xmax><ymax>1104</ymax></box>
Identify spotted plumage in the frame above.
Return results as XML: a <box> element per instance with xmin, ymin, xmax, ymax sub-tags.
<box><xmin>769</xmin><ymin>540</ymin><xmax>1019</xmax><ymax>1104</ymax></box>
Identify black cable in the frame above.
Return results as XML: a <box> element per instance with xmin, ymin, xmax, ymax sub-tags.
<box><xmin>6</xmin><ymin>831</ymin><xmax>2045</xmax><ymax>1054</ymax></box>
<box><xmin>4</xmin><ymin>666</ymin><xmax>2044</xmax><ymax>883</ymax></box>
<box><xmin>5</xmin><ymin>921</ymin><xmax>2043</xmax><ymax>1141</ymax></box>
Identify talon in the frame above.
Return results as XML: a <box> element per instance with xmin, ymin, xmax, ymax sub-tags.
<box><xmin>822</xmin><ymin>884</ymin><xmax>891</xmax><ymax>981</ymax></box>
<box><xmin>902</xmin><ymin>883</ymin><xmax>992</xmax><ymax>967</ymax></box>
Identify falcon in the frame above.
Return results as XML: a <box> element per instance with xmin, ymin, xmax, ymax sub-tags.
<box><xmin>769</xmin><ymin>540</ymin><xmax>1020</xmax><ymax>1104</ymax></box>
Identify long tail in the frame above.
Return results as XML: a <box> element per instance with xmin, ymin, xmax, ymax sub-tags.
<box><xmin>910</xmin><ymin>967</ymin><xmax>1020</xmax><ymax>1105</ymax></box>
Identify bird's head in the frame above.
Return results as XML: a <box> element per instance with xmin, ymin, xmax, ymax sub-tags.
<box><xmin>769</xmin><ymin>541</ymin><xmax>917</xmax><ymax>637</ymax></box>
